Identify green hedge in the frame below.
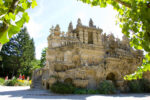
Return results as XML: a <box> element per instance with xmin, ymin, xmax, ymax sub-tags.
<box><xmin>127</xmin><ymin>79</ymin><xmax>150</xmax><ymax>93</ymax></box>
<box><xmin>50</xmin><ymin>80</ymin><xmax>117</xmax><ymax>94</ymax></box>
<box><xmin>4</xmin><ymin>78</ymin><xmax>22</xmax><ymax>86</ymax></box>
<box><xmin>50</xmin><ymin>82</ymin><xmax>76</xmax><ymax>94</ymax></box>
<box><xmin>98</xmin><ymin>80</ymin><xmax>116</xmax><ymax>94</ymax></box>
<box><xmin>74</xmin><ymin>88</ymin><xmax>99</xmax><ymax>94</ymax></box>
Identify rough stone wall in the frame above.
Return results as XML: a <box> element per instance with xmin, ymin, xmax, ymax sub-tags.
<box><xmin>32</xmin><ymin>19</ymin><xmax>145</xmax><ymax>91</ymax></box>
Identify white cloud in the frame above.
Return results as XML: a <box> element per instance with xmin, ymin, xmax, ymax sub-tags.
<box><xmin>25</xmin><ymin>19</ymin><xmax>43</xmax><ymax>39</ymax></box>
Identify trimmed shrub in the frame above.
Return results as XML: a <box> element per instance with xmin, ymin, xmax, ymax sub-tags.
<box><xmin>4</xmin><ymin>78</ymin><xmax>19</xmax><ymax>86</ymax></box>
<box><xmin>127</xmin><ymin>80</ymin><xmax>142</xmax><ymax>93</ymax></box>
<box><xmin>74</xmin><ymin>88</ymin><xmax>87</xmax><ymax>94</ymax></box>
<box><xmin>74</xmin><ymin>88</ymin><xmax>99</xmax><ymax>94</ymax></box>
<box><xmin>87</xmin><ymin>89</ymin><xmax>99</xmax><ymax>94</ymax></box>
<box><xmin>98</xmin><ymin>80</ymin><xmax>116</xmax><ymax>94</ymax></box>
<box><xmin>50</xmin><ymin>82</ymin><xmax>76</xmax><ymax>94</ymax></box>
<box><xmin>128</xmin><ymin>79</ymin><xmax>150</xmax><ymax>93</ymax></box>
<box><xmin>141</xmin><ymin>79</ymin><xmax>150</xmax><ymax>92</ymax></box>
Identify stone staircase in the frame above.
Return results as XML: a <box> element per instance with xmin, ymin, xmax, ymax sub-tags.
<box><xmin>32</xmin><ymin>76</ymin><xmax>43</xmax><ymax>90</ymax></box>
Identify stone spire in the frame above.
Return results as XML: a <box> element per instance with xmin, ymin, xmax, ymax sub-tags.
<box><xmin>68</xmin><ymin>22</ymin><xmax>73</xmax><ymax>32</ymax></box>
<box><xmin>54</xmin><ymin>24</ymin><xmax>61</xmax><ymax>36</ymax></box>
<box><xmin>50</xmin><ymin>26</ymin><xmax>54</xmax><ymax>34</ymax></box>
<box><xmin>55</xmin><ymin>24</ymin><xmax>60</xmax><ymax>31</ymax></box>
<box><xmin>89</xmin><ymin>18</ymin><xmax>93</xmax><ymax>27</ymax></box>
<box><xmin>77</xmin><ymin>18</ymin><xmax>82</xmax><ymax>26</ymax></box>
<box><xmin>122</xmin><ymin>35</ymin><xmax>130</xmax><ymax>44</ymax></box>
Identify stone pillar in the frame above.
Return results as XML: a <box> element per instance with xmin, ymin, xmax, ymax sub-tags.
<box><xmin>97</xmin><ymin>33</ymin><xmax>103</xmax><ymax>45</ymax></box>
<box><xmin>79</xmin><ymin>29</ymin><xmax>84</xmax><ymax>43</ymax></box>
<box><xmin>84</xmin><ymin>29</ymin><xmax>88</xmax><ymax>44</ymax></box>
<box><xmin>93</xmin><ymin>30</ymin><xmax>97</xmax><ymax>44</ymax></box>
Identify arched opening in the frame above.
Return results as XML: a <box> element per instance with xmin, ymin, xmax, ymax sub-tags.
<box><xmin>88</xmin><ymin>32</ymin><xmax>93</xmax><ymax>44</ymax></box>
<box><xmin>106</xmin><ymin>72</ymin><xmax>116</xmax><ymax>86</ymax></box>
<box><xmin>46</xmin><ymin>82</ymin><xmax>49</xmax><ymax>89</ymax></box>
<box><xmin>64</xmin><ymin>78</ymin><xmax>73</xmax><ymax>84</ymax></box>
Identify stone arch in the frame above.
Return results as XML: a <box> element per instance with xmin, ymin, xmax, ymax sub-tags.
<box><xmin>46</xmin><ymin>82</ymin><xmax>50</xmax><ymax>89</ymax></box>
<box><xmin>106</xmin><ymin>72</ymin><xmax>116</xmax><ymax>81</ymax></box>
<box><xmin>64</xmin><ymin>78</ymin><xmax>73</xmax><ymax>84</ymax></box>
<box><xmin>106</xmin><ymin>72</ymin><xmax>117</xmax><ymax>86</ymax></box>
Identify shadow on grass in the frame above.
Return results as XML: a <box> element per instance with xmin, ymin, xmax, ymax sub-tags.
<box><xmin>0</xmin><ymin>87</ymin><xmax>150</xmax><ymax>100</ymax></box>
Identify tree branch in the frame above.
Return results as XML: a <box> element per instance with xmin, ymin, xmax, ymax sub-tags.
<box><xmin>0</xmin><ymin>0</ymin><xmax>19</xmax><ymax>33</ymax></box>
<box><xmin>8</xmin><ymin>0</ymin><xmax>19</xmax><ymax>13</ymax></box>
<box><xmin>114</xmin><ymin>0</ymin><xmax>131</xmax><ymax>8</ymax></box>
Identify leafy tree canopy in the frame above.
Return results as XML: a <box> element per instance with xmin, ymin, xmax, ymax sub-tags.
<box><xmin>40</xmin><ymin>47</ymin><xmax>47</xmax><ymax>68</ymax></box>
<box><xmin>0</xmin><ymin>27</ymin><xmax>35</xmax><ymax>77</ymax></box>
<box><xmin>0</xmin><ymin>0</ymin><xmax>37</xmax><ymax>45</ymax></box>
<box><xmin>78</xmin><ymin>0</ymin><xmax>150</xmax><ymax>79</ymax></box>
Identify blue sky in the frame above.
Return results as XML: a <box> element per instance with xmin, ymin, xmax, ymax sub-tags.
<box><xmin>25</xmin><ymin>0</ymin><xmax>122</xmax><ymax>59</ymax></box>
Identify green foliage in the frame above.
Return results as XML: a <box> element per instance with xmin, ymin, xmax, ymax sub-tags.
<box><xmin>74</xmin><ymin>88</ymin><xmax>98</xmax><ymax>94</ymax></box>
<box><xmin>87</xmin><ymin>89</ymin><xmax>99</xmax><ymax>94</ymax></box>
<box><xmin>127</xmin><ymin>79</ymin><xmax>150</xmax><ymax>93</ymax></box>
<box><xmin>40</xmin><ymin>47</ymin><xmax>47</xmax><ymax>67</ymax></box>
<box><xmin>50</xmin><ymin>82</ymin><xmax>76</xmax><ymax>94</ymax></box>
<box><xmin>4</xmin><ymin>78</ymin><xmax>19</xmax><ymax>86</ymax></box>
<box><xmin>31</xmin><ymin>59</ymin><xmax>41</xmax><ymax>70</ymax></box>
<box><xmin>74</xmin><ymin>88</ymin><xmax>87</xmax><ymax>94</ymax></box>
<box><xmin>140</xmin><ymin>79</ymin><xmax>150</xmax><ymax>93</ymax></box>
<box><xmin>0</xmin><ymin>78</ymin><xmax>5</xmax><ymax>85</ymax></box>
<box><xmin>0</xmin><ymin>27</ymin><xmax>35</xmax><ymax>77</ymax></box>
<box><xmin>98</xmin><ymin>80</ymin><xmax>116</xmax><ymax>94</ymax></box>
<box><xmin>4</xmin><ymin>78</ymin><xmax>31</xmax><ymax>86</ymax></box>
<box><xmin>78</xmin><ymin>0</ymin><xmax>150</xmax><ymax>79</ymax></box>
<box><xmin>127</xmin><ymin>80</ymin><xmax>143</xmax><ymax>93</ymax></box>
<box><xmin>0</xmin><ymin>0</ymin><xmax>37</xmax><ymax>44</ymax></box>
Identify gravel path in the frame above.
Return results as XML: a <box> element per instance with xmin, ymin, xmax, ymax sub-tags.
<box><xmin>0</xmin><ymin>86</ymin><xmax>150</xmax><ymax>100</ymax></box>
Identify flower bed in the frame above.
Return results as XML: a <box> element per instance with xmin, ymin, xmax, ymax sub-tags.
<box><xmin>4</xmin><ymin>78</ymin><xmax>32</xmax><ymax>86</ymax></box>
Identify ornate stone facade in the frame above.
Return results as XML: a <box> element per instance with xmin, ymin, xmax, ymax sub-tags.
<box><xmin>32</xmin><ymin>19</ymin><xmax>144</xmax><ymax>91</ymax></box>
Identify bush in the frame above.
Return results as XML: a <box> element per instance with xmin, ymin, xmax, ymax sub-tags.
<box><xmin>87</xmin><ymin>89</ymin><xmax>99</xmax><ymax>94</ymax></box>
<box><xmin>98</xmin><ymin>80</ymin><xmax>116</xmax><ymax>94</ymax></box>
<box><xmin>141</xmin><ymin>79</ymin><xmax>150</xmax><ymax>92</ymax></box>
<box><xmin>127</xmin><ymin>80</ymin><xmax>142</xmax><ymax>93</ymax></box>
<box><xmin>4</xmin><ymin>78</ymin><xmax>19</xmax><ymax>86</ymax></box>
<box><xmin>74</xmin><ymin>88</ymin><xmax>99</xmax><ymax>94</ymax></box>
<box><xmin>128</xmin><ymin>79</ymin><xmax>150</xmax><ymax>93</ymax></box>
<box><xmin>50</xmin><ymin>82</ymin><xmax>76</xmax><ymax>94</ymax></box>
<box><xmin>0</xmin><ymin>78</ymin><xmax>5</xmax><ymax>85</ymax></box>
<box><xmin>17</xmin><ymin>80</ymin><xmax>31</xmax><ymax>86</ymax></box>
<box><xmin>74</xmin><ymin>88</ymin><xmax>87</xmax><ymax>94</ymax></box>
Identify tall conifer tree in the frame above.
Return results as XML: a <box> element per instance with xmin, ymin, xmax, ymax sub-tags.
<box><xmin>0</xmin><ymin>27</ymin><xmax>35</xmax><ymax>77</ymax></box>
